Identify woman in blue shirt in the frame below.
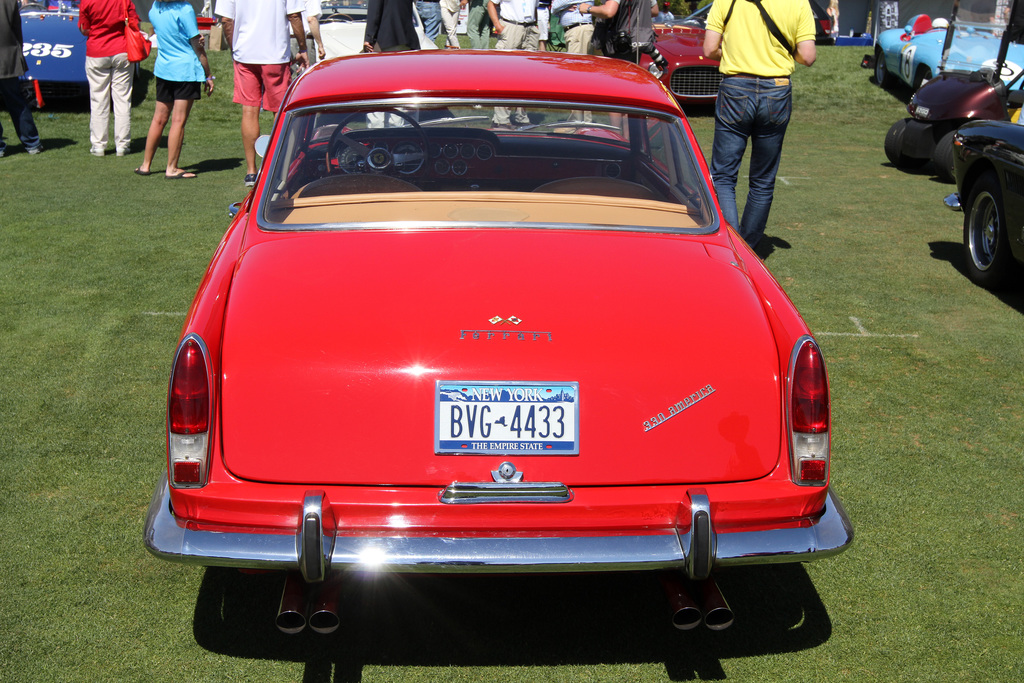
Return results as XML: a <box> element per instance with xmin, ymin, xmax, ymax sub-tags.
<box><xmin>135</xmin><ymin>0</ymin><xmax>214</xmax><ymax>178</ymax></box>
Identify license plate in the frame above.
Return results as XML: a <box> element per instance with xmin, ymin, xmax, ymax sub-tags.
<box><xmin>435</xmin><ymin>381</ymin><xmax>579</xmax><ymax>455</ymax></box>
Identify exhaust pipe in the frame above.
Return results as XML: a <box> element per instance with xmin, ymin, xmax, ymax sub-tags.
<box><xmin>660</xmin><ymin>572</ymin><xmax>703</xmax><ymax>630</ymax></box>
<box><xmin>697</xmin><ymin>576</ymin><xmax>734</xmax><ymax>631</ymax></box>
<box><xmin>307</xmin><ymin>578</ymin><xmax>341</xmax><ymax>635</ymax></box>
<box><xmin>276</xmin><ymin>571</ymin><xmax>307</xmax><ymax>634</ymax></box>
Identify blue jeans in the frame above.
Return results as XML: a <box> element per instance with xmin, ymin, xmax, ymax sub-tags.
<box><xmin>417</xmin><ymin>0</ymin><xmax>443</xmax><ymax>41</ymax></box>
<box><xmin>709</xmin><ymin>76</ymin><xmax>792</xmax><ymax>248</ymax></box>
<box><xmin>0</xmin><ymin>77</ymin><xmax>41</xmax><ymax>154</ymax></box>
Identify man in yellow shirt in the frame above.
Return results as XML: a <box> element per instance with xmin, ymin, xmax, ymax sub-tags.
<box><xmin>703</xmin><ymin>0</ymin><xmax>816</xmax><ymax>252</ymax></box>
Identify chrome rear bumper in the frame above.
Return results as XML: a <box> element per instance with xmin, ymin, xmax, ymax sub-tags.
<box><xmin>144</xmin><ymin>474</ymin><xmax>853</xmax><ymax>580</ymax></box>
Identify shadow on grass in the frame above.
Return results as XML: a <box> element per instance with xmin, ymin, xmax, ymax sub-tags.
<box><xmin>6</xmin><ymin>137</ymin><xmax>76</xmax><ymax>153</ymax></box>
<box><xmin>193</xmin><ymin>564</ymin><xmax>833</xmax><ymax>681</ymax></box>
<box><xmin>756</xmin><ymin>235</ymin><xmax>792</xmax><ymax>261</ymax></box>
<box><xmin>870</xmin><ymin>77</ymin><xmax>914</xmax><ymax>106</ymax></box>
<box><xmin>881</xmin><ymin>160</ymin><xmax>937</xmax><ymax>180</ymax></box>
<box><xmin>929</xmin><ymin>240</ymin><xmax>1024</xmax><ymax>314</ymax></box>
<box><xmin>121</xmin><ymin>131</ymin><xmax>243</xmax><ymax>173</ymax></box>
<box><xmin>186</xmin><ymin>156</ymin><xmax>245</xmax><ymax>174</ymax></box>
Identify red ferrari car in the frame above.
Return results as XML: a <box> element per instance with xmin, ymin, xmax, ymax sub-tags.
<box><xmin>647</xmin><ymin>26</ymin><xmax>723</xmax><ymax>105</ymax></box>
<box><xmin>144</xmin><ymin>50</ymin><xmax>852</xmax><ymax>635</ymax></box>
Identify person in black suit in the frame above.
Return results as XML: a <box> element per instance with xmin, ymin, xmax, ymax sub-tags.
<box><xmin>0</xmin><ymin>0</ymin><xmax>42</xmax><ymax>156</ymax></box>
<box><xmin>364</xmin><ymin>0</ymin><xmax>419</xmax><ymax>51</ymax></box>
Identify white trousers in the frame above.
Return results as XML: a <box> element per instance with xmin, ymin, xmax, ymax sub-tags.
<box><xmin>86</xmin><ymin>53</ymin><xmax>133</xmax><ymax>151</ymax></box>
<box><xmin>440</xmin><ymin>0</ymin><xmax>460</xmax><ymax>47</ymax></box>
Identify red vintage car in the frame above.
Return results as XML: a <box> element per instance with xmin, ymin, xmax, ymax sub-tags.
<box><xmin>144</xmin><ymin>50</ymin><xmax>852</xmax><ymax>635</ymax></box>
<box><xmin>647</xmin><ymin>26</ymin><xmax>723</xmax><ymax>105</ymax></box>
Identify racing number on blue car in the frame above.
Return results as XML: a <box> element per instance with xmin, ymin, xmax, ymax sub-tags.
<box><xmin>22</xmin><ymin>43</ymin><xmax>75</xmax><ymax>58</ymax></box>
<box><xmin>899</xmin><ymin>44</ymin><xmax>917</xmax><ymax>83</ymax></box>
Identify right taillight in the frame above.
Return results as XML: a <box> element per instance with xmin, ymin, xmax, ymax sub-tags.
<box><xmin>167</xmin><ymin>334</ymin><xmax>212</xmax><ymax>488</ymax></box>
<box><xmin>788</xmin><ymin>336</ymin><xmax>830</xmax><ymax>486</ymax></box>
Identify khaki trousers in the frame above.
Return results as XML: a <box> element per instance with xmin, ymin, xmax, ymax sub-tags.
<box><xmin>564</xmin><ymin>23</ymin><xmax>594</xmax><ymax>55</ymax></box>
<box><xmin>565</xmin><ymin>24</ymin><xmax>595</xmax><ymax>122</ymax></box>
<box><xmin>86</xmin><ymin>53</ymin><xmax>133</xmax><ymax>152</ymax></box>
<box><xmin>493</xmin><ymin>23</ymin><xmax>539</xmax><ymax>125</ymax></box>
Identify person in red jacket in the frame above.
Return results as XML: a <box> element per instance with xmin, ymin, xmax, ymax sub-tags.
<box><xmin>79</xmin><ymin>0</ymin><xmax>141</xmax><ymax>157</ymax></box>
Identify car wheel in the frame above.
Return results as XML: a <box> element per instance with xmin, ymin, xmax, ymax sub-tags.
<box><xmin>875</xmin><ymin>48</ymin><xmax>893</xmax><ymax>88</ymax></box>
<box><xmin>885</xmin><ymin>119</ymin><xmax>929</xmax><ymax>169</ymax></box>
<box><xmin>913</xmin><ymin>67</ymin><xmax>933</xmax><ymax>89</ymax></box>
<box><xmin>932</xmin><ymin>130</ymin><xmax>957</xmax><ymax>183</ymax></box>
<box><xmin>963</xmin><ymin>170</ymin><xmax>1016</xmax><ymax>289</ymax></box>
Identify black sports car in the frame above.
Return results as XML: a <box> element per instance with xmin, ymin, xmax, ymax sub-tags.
<box><xmin>944</xmin><ymin>120</ymin><xmax>1024</xmax><ymax>290</ymax></box>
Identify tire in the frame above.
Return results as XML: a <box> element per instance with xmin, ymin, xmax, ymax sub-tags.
<box><xmin>963</xmin><ymin>170</ymin><xmax>1016</xmax><ymax>289</ymax></box>
<box><xmin>885</xmin><ymin>119</ymin><xmax>929</xmax><ymax>169</ymax></box>
<box><xmin>913</xmin><ymin>67</ymin><xmax>933</xmax><ymax>90</ymax></box>
<box><xmin>875</xmin><ymin>47</ymin><xmax>894</xmax><ymax>88</ymax></box>
<box><xmin>932</xmin><ymin>130</ymin><xmax>957</xmax><ymax>184</ymax></box>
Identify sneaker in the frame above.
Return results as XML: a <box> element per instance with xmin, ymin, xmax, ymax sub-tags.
<box><xmin>244</xmin><ymin>173</ymin><xmax>257</xmax><ymax>187</ymax></box>
<box><xmin>0</xmin><ymin>148</ymin><xmax>5</xmax><ymax>158</ymax></box>
<box><xmin>116</xmin><ymin>147</ymin><xmax>129</xmax><ymax>157</ymax></box>
<box><xmin>27</xmin><ymin>145</ymin><xmax>43</xmax><ymax>155</ymax></box>
<box><xmin>90</xmin><ymin>147</ymin><xmax>105</xmax><ymax>157</ymax></box>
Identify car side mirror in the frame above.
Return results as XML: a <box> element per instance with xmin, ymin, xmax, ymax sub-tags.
<box><xmin>255</xmin><ymin>135</ymin><xmax>271</xmax><ymax>158</ymax></box>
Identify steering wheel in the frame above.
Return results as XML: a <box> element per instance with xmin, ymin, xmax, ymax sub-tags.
<box><xmin>327</xmin><ymin>110</ymin><xmax>429</xmax><ymax>177</ymax></box>
<box><xmin>324</xmin><ymin>12</ymin><xmax>356</xmax><ymax>21</ymax></box>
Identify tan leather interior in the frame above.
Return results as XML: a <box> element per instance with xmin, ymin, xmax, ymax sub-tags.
<box><xmin>265</xmin><ymin>191</ymin><xmax>703</xmax><ymax>231</ymax></box>
<box><xmin>293</xmin><ymin>174</ymin><xmax>422</xmax><ymax>198</ymax></box>
<box><xmin>533</xmin><ymin>177</ymin><xmax>661</xmax><ymax>201</ymax></box>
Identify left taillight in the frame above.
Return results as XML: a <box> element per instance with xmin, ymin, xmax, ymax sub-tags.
<box><xmin>788</xmin><ymin>336</ymin><xmax>830</xmax><ymax>486</ymax></box>
<box><xmin>167</xmin><ymin>334</ymin><xmax>212</xmax><ymax>488</ymax></box>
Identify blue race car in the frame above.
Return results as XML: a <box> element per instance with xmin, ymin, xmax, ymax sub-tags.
<box><xmin>873</xmin><ymin>14</ymin><xmax>952</xmax><ymax>90</ymax></box>
<box><xmin>878</xmin><ymin>0</ymin><xmax>1024</xmax><ymax>182</ymax></box>
<box><xmin>19</xmin><ymin>1</ymin><xmax>89</xmax><ymax>104</ymax></box>
<box><xmin>873</xmin><ymin>8</ymin><xmax>1024</xmax><ymax>91</ymax></box>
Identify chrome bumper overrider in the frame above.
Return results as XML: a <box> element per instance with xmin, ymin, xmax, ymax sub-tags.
<box><xmin>144</xmin><ymin>474</ymin><xmax>853</xmax><ymax>581</ymax></box>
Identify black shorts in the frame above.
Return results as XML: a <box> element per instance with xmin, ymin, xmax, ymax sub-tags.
<box><xmin>156</xmin><ymin>77</ymin><xmax>201</xmax><ymax>104</ymax></box>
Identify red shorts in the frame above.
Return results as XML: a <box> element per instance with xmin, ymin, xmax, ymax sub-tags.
<box><xmin>232</xmin><ymin>61</ymin><xmax>291</xmax><ymax>111</ymax></box>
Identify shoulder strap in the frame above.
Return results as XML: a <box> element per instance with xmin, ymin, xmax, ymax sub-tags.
<box><xmin>745</xmin><ymin>0</ymin><xmax>795</xmax><ymax>55</ymax></box>
<box><xmin>723</xmin><ymin>0</ymin><xmax>738</xmax><ymax>26</ymax></box>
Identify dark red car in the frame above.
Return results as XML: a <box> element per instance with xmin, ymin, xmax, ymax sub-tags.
<box><xmin>647</xmin><ymin>25</ymin><xmax>723</xmax><ymax>105</ymax></box>
<box><xmin>647</xmin><ymin>0</ymin><xmax>831</xmax><ymax>105</ymax></box>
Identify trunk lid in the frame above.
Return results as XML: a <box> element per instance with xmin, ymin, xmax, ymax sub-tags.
<box><xmin>220</xmin><ymin>229</ymin><xmax>783</xmax><ymax>486</ymax></box>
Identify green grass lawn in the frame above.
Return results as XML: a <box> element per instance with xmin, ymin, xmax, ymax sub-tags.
<box><xmin>1</xmin><ymin>47</ymin><xmax>1022</xmax><ymax>681</ymax></box>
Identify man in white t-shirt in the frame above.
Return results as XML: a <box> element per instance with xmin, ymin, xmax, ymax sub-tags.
<box><xmin>215</xmin><ymin>0</ymin><xmax>308</xmax><ymax>186</ymax></box>
<box><xmin>294</xmin><ymin>0</ymin><xmax>326</xmax><ymax>63</ymax></box>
